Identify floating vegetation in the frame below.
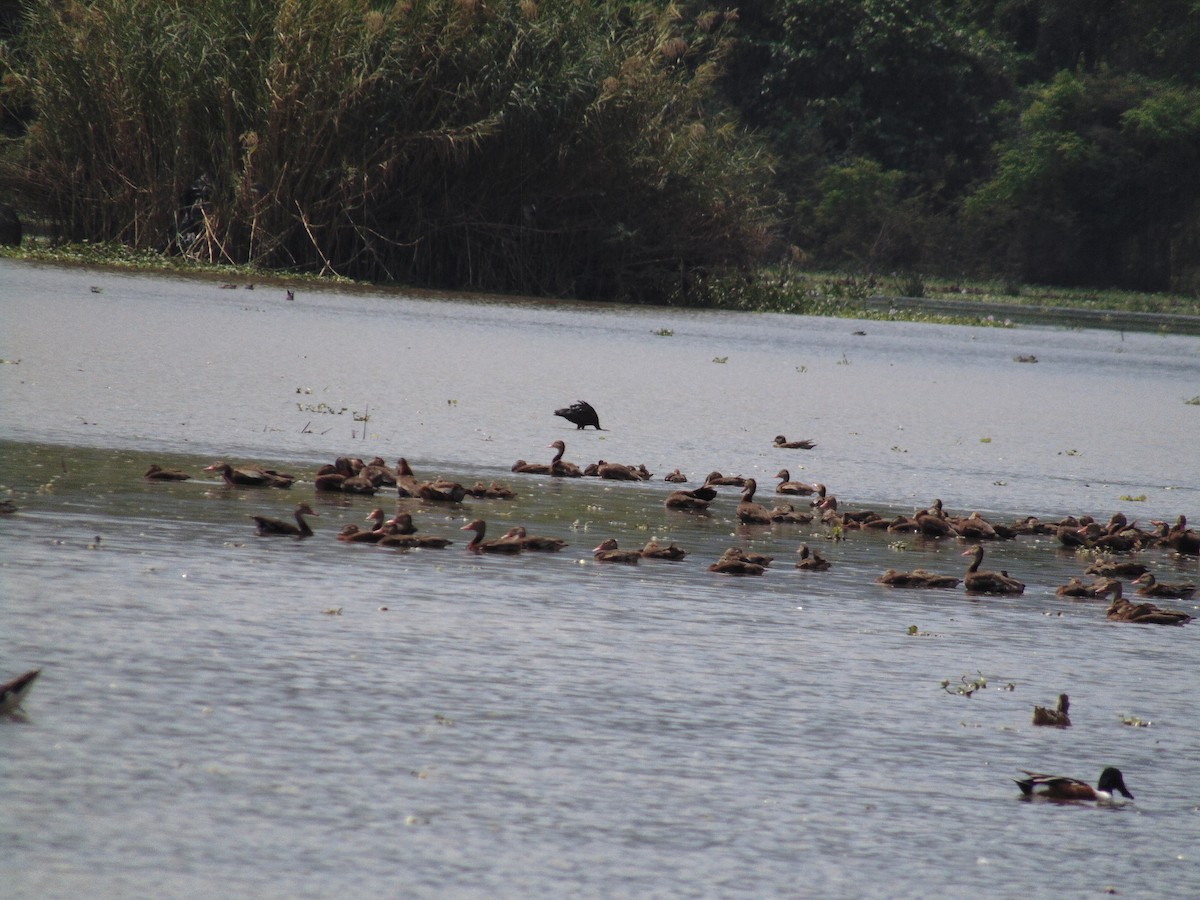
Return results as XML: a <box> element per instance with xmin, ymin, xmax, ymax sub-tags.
<box><xmin>979</xmin><ymin>437</ymin><xmax>992</xmax><ymax>443</ymax></box>
<box><xmin>1118</xmin><ymin>494</ymin><xmax>1147</xmax><ymax>502</ymax></box>
<box><xmin>297</xmin><ymin>402</ymin><xmax>348</xmax><ymax>415</ymax></box>
<box><xmin>906</xmin><ymin>624</ymin><xmax>933</xmax><ymax>637</ymax></box>
<box><xmin>1059</xmin><ymin>448</ymin><xmax>1081</xmax><ymax>456</ymax></box>
<box><xmin>941</xmin><ymin>672</ymin><xmax>1014</xmax><ymax>697</ymax></box>
<box><xmin>1119</xmin><ymin>714</ymin><xmax>1152</xmax><ymax>727</ymax></box>
<box><xmin>795</xmin><ymin>365</ymin><xmax>808</xmax><ymax>373</ymax></box>
<box><xmin>712</xmin><ymin>356</ymin><xmax>728</xmax><ymax>364</ymax></box>
<box><xmin>837</xmin><ymin>353</ymin><xmax>851</xmax><ymax>366</ymax></box>
<box><xmin>653</xmin><ymin>328</ymin><xmax>674</xmax><ymax>337</ymax></box>
<box><xmin>1186</xmin><ymin>396</ymin><xmax>1200</xmax><ymax>405</ymax></box>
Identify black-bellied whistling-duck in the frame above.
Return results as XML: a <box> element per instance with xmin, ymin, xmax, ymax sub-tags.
<box><xmin>961</xmin><ymin>545</ymin><xmax>1025</xmax><ymax>594</ymax></box>
<box><xmin>515</xmin><ymin>440</ymin><xmax>583</xmax><ymax>477</ymax></box>
<box><xmin>817</xmin><ymin>496</ymin><xmax>882</xmax><ymax>528</ymax></box>
<box><xmin>773</xmin><ymin>435</ymin><xmax>817</xmax><ymax>450</ymax></box>
<box><xmin>774</xmin><ymin>469</ymin><xmax>816</xmax><ymax>495</ymax></box>
<box><xmin>708</xmin><ymin>549</ymin><xmax>765</xmax><ymax>576</ymax></box>
<box><xmin>377</xmin><ymin>519</ymin><xmax>453</xmax><ymax>549</ymax></box>
<box><xmin>1</xmin><ymin>668</ymin><xmax>40</xmax><ymax>718</ymax></box>
<box><xmin>314</xmin><ymin>460</ymin><xmax>350</xmax><ymax>492</ymax></box>
<box><xmin>1015</xmin><ymin>768</ymin><xmax>1133</xmax><ymax>803</ymax></box>
<box><xmin>395</xmin><ymin>458</ymin><xmax>421</xmax><ymax>497</ymax></box>
<box><xmin>640</xmin><ymin>540</ymin><xmax>687</xmax><ymax>560</ymax></box>
<box><xmin>808</xmin><ymin>483</ymin><xmax>827</xmax><ymax>507</ymax></box>
<box><xmin>251</xmin><ymin>502</ymin><xmax>318</xmax><ymax>537</ymax></box>
<box><xmin>794</xmin><ymin>544</ymin><xmax>831</xmax><ymax>571</ymax></box>
<box><xmin>875</xmin><ymin>568</ymin><xmax>960</xmax><ymax>588</ymax></box>
<box><xmin>721</xmin><ymin>547</ymin><xmax>773</xmax><ymax>567</ymax></box>
<box><xmin>1032</xmin><ymin>694</ymin><xmax>1071</xmax><ymax>727</ymax></box>
<box><xmin>144</xmin><ymin>464</ymin><xmax>190</xmax><ymax>481</ymax></box>
<box><xmin>1132</xmin><ymin>573</ymin><xmax>1196</xmax><ymax>599</ymax></box>
<box><xmin>416</xmin><ymin>478</ymin><xmax>467</xmax><ymax>503</ymax></box>
<box><xmin>664</xmin><ymin>469</ymin><xmax>688</xmax><ymax>483</ymax></box>
<box><xmin>769</xmin><ymin>503</ymin><xmax>813</xmax><ymax>524</ymax></box>
<box><xmin>736</xmin><ymin>479</ymin><xmax>773</xmax><ymax>525</ymax></box>
<box><xmin>1161</xmin><ymin>514</ymin><xmax>1199</xmax><ymax>555</ymax></box>
<box><xmin>591</xmin><ymin>538</ymin><xmax>641</xmax><ymax>564</ymax></box>
<box><xmin>461</xmin><ymin>519</ymin><xmax>522</xmax><ymax>554</ymax></box>
<box><xmin>595</xmin><ymin>460</ymin><xmax>642</xmax><ymax>481</ymax></box>
<box><xmin>339</xmin><ymin>468</ymin><xmax>378</xmax><ymax>495</ymax></box>
<box><xmin>500</xmin><ymin>526</ymin><xmax>567</xmax><ymax>552</ymax></box>
<box><xmin>913</xmin><ymin>501</ymin><xmax>954</xmax><ymax>537</ymax></box>
<box><xmin>664</xmin><ymin>486</ymin><xmax>715</xmax><ymax>510</ymax></box>
<box><xmin>554</xmin><ymin>400</ymin><xmax>602</xmax><ymax>430</ymax></box>
<box><xmin>1085</xmin><ymin>558</ymin><xmax>1148</xmax><ymax>579</ymax></box>
<box><xmin>465</xmin><ymin>482</ymin><xmax>517</xmax><ymax>500</ymax></box>
<box><xmin>1055</xmin><ymin>576</ymin><xmax>1114</xmax><ymax>599</ymax></box>
<box><xmin>1107</xmin><ymin>594</ymin><xmax>1192</xmax><ymax>625</ymax></box>
<box><xmin>337</xmin><ymin>524</ymin><xmax>383</xmax><ymax>543</ymax></box>
<box><xmin>363</xmin><ymin>458</ymin><xmax>397</xmax><ymax>487</ymax></box>
<box><xmin>705</xmin><ymin>471</ymin><xmax>746</xmax><ymax>487</ymax></box>
<box><xmin>337</xmin><ymin>507</ymin><xmax>388</xmax><ymax>542</ymax></box>
<box><xmin>206</xmin><ymin>462</ymin><xmax>295</xmax><ymax>488</ymax></box>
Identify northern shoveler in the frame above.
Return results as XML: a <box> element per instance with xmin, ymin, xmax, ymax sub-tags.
<box><xmin>1015</xmin><ymin>767</ymin><xmax>1133</xmax><ymax>803</ymax></box>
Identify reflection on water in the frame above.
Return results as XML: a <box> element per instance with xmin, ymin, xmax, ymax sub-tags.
<box><xmin>2</xmin><ymin>259</ymin><xmax>1199</xmax><ymax>898</ymax></box>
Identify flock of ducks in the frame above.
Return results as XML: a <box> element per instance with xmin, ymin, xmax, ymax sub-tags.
<box><xmin>11</xmin><ymin>410</ymin><xmax>1199</xmax><ymax>802</ymax></box>
<box><xmin>140</xmin><ymin>436</ymin><xmax>1198</xmax><ymax>632</ymax></box>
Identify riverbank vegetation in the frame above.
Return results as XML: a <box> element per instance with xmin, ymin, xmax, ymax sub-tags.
<box><xmin>2</xmin><ymin>1</ymin><xmax>1199</xmax><ymax>306</ymax></box>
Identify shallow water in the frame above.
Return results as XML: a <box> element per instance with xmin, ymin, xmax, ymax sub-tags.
<box><xmin>2</xmin><ymin>258</ymin><xmax>1199</xmax><ymax>898</ymax></box>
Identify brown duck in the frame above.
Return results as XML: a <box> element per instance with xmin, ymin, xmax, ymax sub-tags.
<box><xmin>961</xmin><ymin>545</ymin><xmax>1025</xmax><ymax>594</ymax></box>
<box><xmin>1032</xmin><ymin>694</ymin><xmax>1071</xmax><ymax>727</ymax></box>
<box><xmin>640</xmin><ymin>540</ymin><xmax>688</xmax><ymax>560</ymax></box>
<box><xmin>461</xmin><ymin>519</ymin><xmax>522</xmax><ymax>554</ymax></box>
<box><xmin>500</xmin><ymin>526</ymin><xmax>567</xmax><ymax>552</ymax></box>
<box><xmin>1132</xmin><ymin>573</ymin><xmax>1196</xmax><ymax>599</ymax></box>
<box><xmin>773</xmin><ymin>435</ymin><xmax>817</xmax><ymax>450</ymax></box>
<box><xmin>251</xmin><ymin>502</ymin><xmax>318</xmax><ymax>537</ymax></box>
<box><xmin>875</xmin><ymin>568</ymin><xmax>961</xmax><ymax>588</ymax></box>
<box><xmin>736</xmin><ymin>479</ymin><xmax>773</xmax><ymax>525</ymax></box>
<box><xmin>206</xmin><ymin>462</ymin><xmax>295</xmax><ymax>488</ymax></box>
<box><xmin>591</xmin><ymin>538</ymin><xmax>642</xmax><ymax>564</ymax></box>
<box><xmin>794</xmin><ymin>544</ymin><xmax>831</xmax><ymax>571</ymax></box>
<box><xmin>144</xmin><ymin>464</ymin><xmax>190</xmax><ymax>481</ymax></box>
<box><xmin>774</xmin><ymin>469</ymin><xmax>817</xmax><ymax>495</ymax></box>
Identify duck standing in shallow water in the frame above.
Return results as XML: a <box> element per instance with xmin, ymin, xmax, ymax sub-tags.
<box><xmin>251</xmin><ymin>502</ymin><xmax>318</xmax><ymax>537</ymax></box>
<box><xmin>961</xmin><ymin>545</ymin><xmax>1025</xmax><ymax>594</ymax></box>
<box><xmin>1015</xmin><ymin>767</ymin><xmax>1133</xmax><ymax>803</ymax></box>
<box><xmin>1032</xmin><ymin>694</ymin><xmax>1071</xmax><ymax>727</ymax></box>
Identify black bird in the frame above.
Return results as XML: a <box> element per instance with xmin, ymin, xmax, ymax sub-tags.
<box><xmin>554</xmin><ymin>400</ymin><xmax>602</xmax><ymax>430</ymax></box>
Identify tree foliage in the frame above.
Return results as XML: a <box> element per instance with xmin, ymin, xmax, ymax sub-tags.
<box><xmin>0</xmin><ymin>0</ymin><xmax>776</xmax><ymax>301</ymax></box>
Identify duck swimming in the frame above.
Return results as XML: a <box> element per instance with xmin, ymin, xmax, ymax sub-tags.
<box><xmin>773</xmin><ymin>435</ymin><xmax>817</xmax><ymax>450</ymax></box>
<box><xmin>461</xmin><ymin>519</ymin><xmax>522</xmax><ymax>554</ymax></box>
<box><xmin>1015</xmin><ymin>767</ymin><xmax>1133</xmax><ymax>803</ymax></box>
<box><xmin>251</xmin><ymin>502</ymin><xmax>318</xmax><ymax>537</ymax></box>
<box><xmin>1032</xmin><ymin>694</ymin><xmax>1071</xmax><ymax>727</ymax></box>
<box><xmin>591</xmin><ymin>538</ymin><xmax>642</xmax><ymax>564</ymax></box>
<box><xmin>961</xmin><ymin>545</ymin><xmax>1025</xmax><ymax>594</ymax></box>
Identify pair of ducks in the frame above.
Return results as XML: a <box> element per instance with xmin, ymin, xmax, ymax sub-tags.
<box><xmin>591</xmin><ymin>538</ymin><xmax>688</xmax><ymax>564</ymax></box>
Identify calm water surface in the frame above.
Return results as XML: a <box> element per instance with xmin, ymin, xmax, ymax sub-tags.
<box><xmin>2</xmin><ymin>259</ymin><xmax>1199</xmax><ymax>898</ymax></box>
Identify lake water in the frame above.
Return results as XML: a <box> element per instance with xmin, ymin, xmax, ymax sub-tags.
<box><xmin>2</xmin><ymin>258</ymin><xmax>1199</xmax><ymax>898</ymax></box>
